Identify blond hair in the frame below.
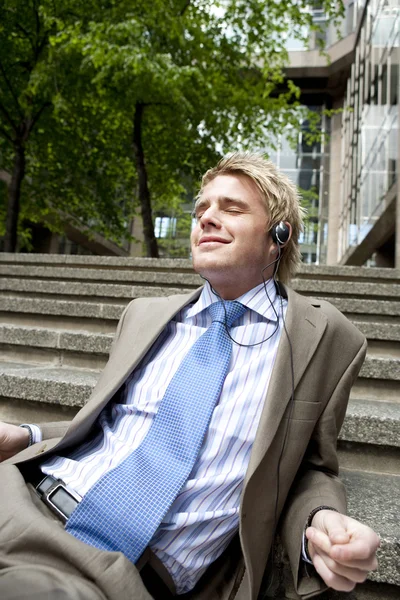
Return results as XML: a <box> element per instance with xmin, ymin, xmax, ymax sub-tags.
<box><xmin>198</xmin><ymin>152</ymin><xmax>305</xmax><ymax>283</ymax></box>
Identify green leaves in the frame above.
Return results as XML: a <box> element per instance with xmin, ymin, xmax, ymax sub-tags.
<box><xmin>0</xmin><ymin>0</ymin><xmax>343</xmax><ymax>254</ymax></box>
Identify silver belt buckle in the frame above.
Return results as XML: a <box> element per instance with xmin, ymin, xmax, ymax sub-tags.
<box><xmin>41</xmin><ymin>479</ymin><xmax>82</xmax><ymax>524</ymax></box>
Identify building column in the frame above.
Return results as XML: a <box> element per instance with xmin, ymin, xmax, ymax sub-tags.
<box><xmin>396</xmin><ymin>100</ymin><xmax>400</xmax><ymax>268</ymax></box>
<box><xmin>327</xmin><ymin>105</ymin><xmax>343</xmax><ymax>265</ymax></box>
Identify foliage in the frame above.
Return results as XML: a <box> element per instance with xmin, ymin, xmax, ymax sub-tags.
<box><xmin>0</xmin><ymin>0</ymin><xmax>345</xmax><ymax>254</ymax></box>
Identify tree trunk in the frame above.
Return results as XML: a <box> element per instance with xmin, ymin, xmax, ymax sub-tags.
<box><xmin>4</xmin><ymin>145</ymin><xmax>25</xmax><ymax>252</ymax></box>
<box><xmin>132</xmin><ymin>102</ymin><xmax>159</xmax><ymax>258</ymax></box>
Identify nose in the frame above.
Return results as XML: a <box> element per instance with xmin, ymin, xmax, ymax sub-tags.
<box><xmin>199</xmin><ymin>205</ymin><xmax>221</xmax><ymax>230</ymax></box>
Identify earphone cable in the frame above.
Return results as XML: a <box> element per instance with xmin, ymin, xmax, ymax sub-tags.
<box><xmin>200</xmin><ymin>251</ymin><xmax>283</xmax><ymax>348</ymax></box>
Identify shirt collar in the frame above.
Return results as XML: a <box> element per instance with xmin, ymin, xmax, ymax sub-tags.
<box><xmin>186</xmin><ymin>279</ymin><xmax>280</xmax><ymax>323</ymax></box>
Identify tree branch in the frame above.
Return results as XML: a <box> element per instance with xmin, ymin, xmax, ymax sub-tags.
<box><xmin>31</xmin><ymin>0</ymin><xmax>45</xmax><ymax>61</ymax></box>
<box><xmin>31</xmin><ymin>0</ymin><xmax>40</xmax><ymax>36</ymax></box>
<box><xmin>15</xmin><ymin>23</ymin><xmax>36</xmax><ymax>54</ymax></box>
<box><xmin>36</xmin><ymin>33</ymin><xmax>50</xmax><ymax>61</ymax></box>
<box><xmin>26</xmin><ymin>101</ymin><xmax>52</xmax><ymax>138</ymax></box>
<box><xmin>142</xmin><ymin>101</ymin><xmax>169</xmax><ymax>107</ymax></box>
<box><xmin>180</xmin><ymin>0</ymin><xmax>191</xmax><ymax>16</ymax></box>
<box><xmin>0</xmin><ymin>99</ymin><xmax>18</xmax><ymax>132</ymax></box>
<box><xmin>0</xmin><ymin>60</ymin><xmax>24</xmax><ymax>120</ymax></box>
<box><xmin>0</xmin><ymin>125</ymin><xmax>14</xmax><ymax>145</ymax></box>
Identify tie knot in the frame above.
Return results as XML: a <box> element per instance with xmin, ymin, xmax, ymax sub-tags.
<box><xmin>209</xmin><ymin>301</ymin><xmax>247</xmax><ymax>328</ymax></box>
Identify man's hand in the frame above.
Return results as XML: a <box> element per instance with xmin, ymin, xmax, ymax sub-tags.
<box><xmin>0</xmin><ymin>422</ymin><xmax>30</xmax><ymax>462</ymax></box>
<box><xmin>306</xmin><ymin>510</ymin><xmax>380</xmax><ymax>592</ymax></box>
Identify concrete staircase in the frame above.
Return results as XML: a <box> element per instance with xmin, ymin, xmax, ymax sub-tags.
<box><xmin>0</xmin><ymin>253</ymin><xmax>399</xmax><ymax>600</ymax></box>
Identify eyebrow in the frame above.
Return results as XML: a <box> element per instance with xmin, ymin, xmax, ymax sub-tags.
<box><xmin>194</xmin><ymin>196</ymin><xmax>250</xmax><ymax>212</ymax></box>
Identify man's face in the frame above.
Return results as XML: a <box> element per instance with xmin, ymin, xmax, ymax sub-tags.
<box><xmin>191</xmin><ymin>173</ymin><xmax>277</xmax><ymax>299</ymax></box>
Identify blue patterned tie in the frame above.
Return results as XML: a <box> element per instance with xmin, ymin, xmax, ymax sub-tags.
<box><xmin>66</xmin><ymin>300</ymin><xmax>247</xmax><ymax>562</ymax></box>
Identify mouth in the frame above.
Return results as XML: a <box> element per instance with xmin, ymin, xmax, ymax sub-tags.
<box><xmin>199</xmin><ymin>237</ymin><xmax>230</xmax><ymax>245</ymax></box>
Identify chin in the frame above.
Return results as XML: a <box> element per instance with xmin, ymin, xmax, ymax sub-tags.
<box><xmin>192</xmin><ymin>256</ymin><xmax>221</xmax><ymax>277</ymax></box>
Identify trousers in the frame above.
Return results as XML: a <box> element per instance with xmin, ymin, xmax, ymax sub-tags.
<box><xmin>0</xmin><ymin>465</ymin><xmax>175</xmax><ymax>600</ymax></box>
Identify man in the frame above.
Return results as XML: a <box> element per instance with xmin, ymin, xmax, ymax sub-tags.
<box><xmin>0</xmin><ymin>153</ymin><xmax>379</xmax><ymax>600</ymax></box>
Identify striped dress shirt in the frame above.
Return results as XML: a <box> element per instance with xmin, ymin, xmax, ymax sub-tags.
<box><xmin>40</xmin><ymin>279</ymin><xmax>287</xmax><ymax>594</ymax></box>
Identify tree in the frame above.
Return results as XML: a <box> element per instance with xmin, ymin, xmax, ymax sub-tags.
<box><xmin>0</xmin><ymin>0</ymin><xmax>54</xmax><ymax>251</ymax></box>
<box><xmin>0</xmin><ymin>0</ymin><xmax>344</xmax><ymax>254</ymax></box>
<box><xmin>0</xmin><ymin>0</ymin><xmax>137</xmax><ymax>252</ymax></box>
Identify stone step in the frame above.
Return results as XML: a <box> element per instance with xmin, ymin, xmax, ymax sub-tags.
<box><xmin>2</xmin><ymin>284</ymin><xmax>400</xmax><ymax>325</ymax></box>
<box><xmin>0</xmin><ymin>253</ymin><xmax>196</xmax><ymax>273</ymax></box>
<box><xmin>351</xmin><ymin>378</ymin><xmax>400</xmax><ymax>403</ymax></box>
<box><xmin>0</xmin><ymin>295</ymin><xmax>125</xmax><ymax>325</ymax></box>
<box><xmin>337</xmin><ymin>398</ymin><xmax>400</xmax><ymax>474</ymax></box>
<box><xmin>1</xmin><ymin>277</ymin><xmax>400</xmax><ymax>321</ymax></box>
<box><xmin>1</xmin><ymin>319</ymin><xmax>399</xmax><ymax>348</ymax></box>
<box><xmin>0</xmin><ymin>325</ymin><xmax>113</xmax><ymax>355</ymax></box>
<box><xmin>0</xmin><ymin>363</ymin><xmax>99</xmax><ymax>412</ymax></box>
<box><xmin>1</xmin><ymin>362</ymin><xmax>398</xmax><ymax>450</ymax></box>
<box><xmin>298</xmin><ymin>264</ymin><xmax>400</xmax><ymax>284</ymax></box>
<box><xmin>0</xmin><ymin>325</ymin><xmax>112</xmax><ymax>370</ymax></box>
<box><xmin>339</xmin><ymin>399</ymin><xmax>400</xmax><ymax>448</ymax></box>
<box><xmin>306</xmin><ymin>297</ymin><xmax>400</xmax><ymax>321</ymax></box>
<box><xmin>341</xmin><ymin>469</ymin><xmax>400</xmax><ymax>587</ymax></box>
<box><xmin>1</xmin><ymin>318</ymin><xmax>400</xmax><ymax>389</ymax></box>
<box><xmin>354</xmin><ymin>323</ymin><xmax>400</xmax><ymax>359</ymax></box>
<box><xmin>292</xmin><ymin>279</ymin><xmax>400</xmax><ymax>300</ymax></box>
<box><xmin>3</xmin><ymin>263</ymin><xmax>400</xmax><ymax>301</ymax></box>
<box><xmin>2</xmin><ymin>273</ymin><xmax>400</xmax><ymax>302</ymax></box>
<box><xmin>0</xmin><ymin>325</ymin><xmax>113</xmax><ymax>356</ymax></box>
<box><xmin>1</xmin><ymin>323</ymin><xmax>399</xmax><ymax>373</ymax></box>
<box><xmin>360</xmin><ymin>356</ymin><xmax>400</xmax><ymax>381</ymax></box>
<box><xmin>0</xmin><ymin>278</ymin><xmax>192</xmax><ymax>300</ymax></box>
<box><xmin>319</xmin><ymin>581</ymin><xmax>400</xmax><ymax>600</ymax></box>
<box><xmin>2</xmin><ymin>295</ymin><xmax>400</xmax><ymax>343</ymax></box>
<box><xmin>2</xmin><ymin>303</ymin><xmax>398</xmax><ymax>367</ymax></box>
<box><xmin>0</xmin><ymin>265</ymin><xmax>203</xmax><ymax>288</ymax></box>
<box><xmin>1</xmin><ymin>253</ymin><xmax>400</xmax><ymax>284</ymax></box>
<box><xmin>338</xmin><ymin>440</ymin><xmax>400</xmax><ymax>476</ymax></box>
<box><xmin>3</xmin><ymin>294</ymin><xmax>399</xmax><ymax>322</ymax></box>
<box><xmin>348</xmin><ymin>321</ymin><xmax>400</xmax><ymax>343</ymax></box>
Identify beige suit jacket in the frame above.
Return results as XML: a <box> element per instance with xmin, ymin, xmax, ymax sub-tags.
<box><xmin>8</xmin><ymin>285</ymin><xmax>367</xmax><ymax>600</ymax></box>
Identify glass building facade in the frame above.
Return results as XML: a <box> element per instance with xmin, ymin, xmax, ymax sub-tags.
<box><xmin>286</xmin><ymin>1</ymin><xmax>367</xmax><ymax>52</ymax></box>
<box><xmin>267</xmin><ymin>110</ymin><xmax>331</xmax><ymax>264</ymax></box>
<box><xmin>338</xmin><ymin>0</ymin><xmax>399</xmax><ymax>262</ymax></box>
<box><xmin>157</xmin><ymin>0</ymin><xmax>400</xmax><ymax>267</ymax></box>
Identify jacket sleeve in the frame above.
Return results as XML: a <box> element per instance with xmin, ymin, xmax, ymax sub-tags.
<box><xmin>280</xmin><ymin>338</ymin><xmax>367</xmax><ymax>599</ymax></box>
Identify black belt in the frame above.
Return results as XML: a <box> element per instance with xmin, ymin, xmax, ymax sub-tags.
<box><xmin>35</xmin><ymin>474</ymin><xmax>82</xmax><ymax>524</ymax></box>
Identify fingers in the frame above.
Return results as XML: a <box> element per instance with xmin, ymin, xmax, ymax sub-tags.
<box><xmin>310</xmin><ymin>544</ymin><xmax>369</xmax><ymax>584</ymax></box>
<box><xmin>330</xmin><ymin>535</ymin><xmax>380</xmax><ymax>565</ymax></box>
<box><xmin>306</xmin><ymin>524</ymin><xmax>380</xmax><ymax>593</ymax></box>
<box><xmin>310</xmin><ymin>547</ymin><xmax>357</xmax><ymax>592</ymax></box>
<box><xmin>306</xmin><ymin>525</ymin><xmax>380</xmax><ymax>568</ymax></box>
<box><xmin>328</xmin><ymin>527</ymin><xmax>351</xmax><ymax>545</ymax></box>
<box><xmin>306</xmin><ymin>527</ymin><xmax>333</xmax><ymax>555</ymax></box>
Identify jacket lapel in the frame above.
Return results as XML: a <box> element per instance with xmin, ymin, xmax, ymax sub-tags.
<box><xmin>243</xmin><ymin>287</ymin><xmax>327</xmax><ymax>488</ymax></box>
